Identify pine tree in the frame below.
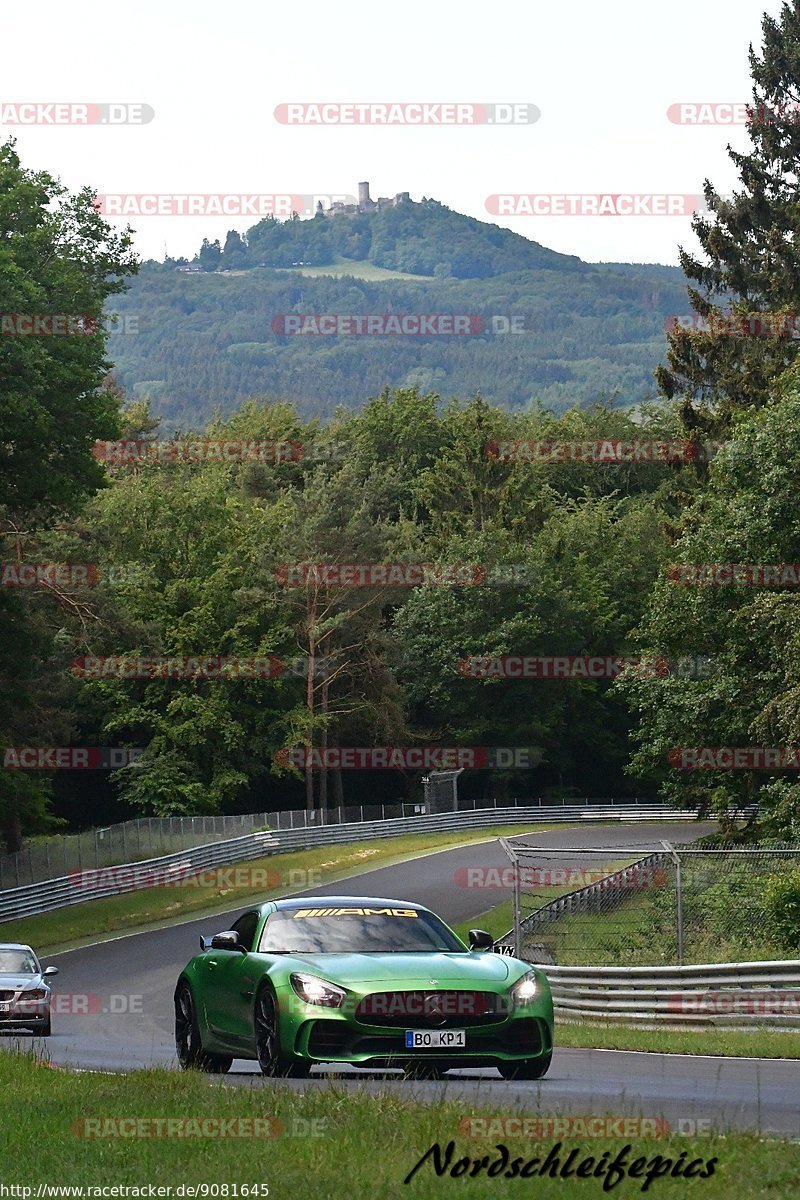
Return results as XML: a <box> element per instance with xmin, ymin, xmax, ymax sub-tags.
<box><xmin>658</xmin><ymin>1</ymin><xmax>800</xmax><ymax>437</ymax></box>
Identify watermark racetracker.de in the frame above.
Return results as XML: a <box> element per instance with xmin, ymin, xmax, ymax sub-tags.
<box><xmin>0</xmin><ymin>102</ymin><xmax>154</xmax><ymax>125</ymax></box>
<box><xmin>485</xmin><ymin>193</ymin><xmax>733</xmax><ymax>217</ymax></box>
<box><xmin>273</xmin><ymin>102</ymin><xmax>540</xmax><ymax>125</ymax></box>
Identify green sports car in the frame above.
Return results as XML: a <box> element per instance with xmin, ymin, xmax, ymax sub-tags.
<box><xmin>174</xmin><ymin>895</ymin><xmax>553</xmax><ymax>1079</ymax></box>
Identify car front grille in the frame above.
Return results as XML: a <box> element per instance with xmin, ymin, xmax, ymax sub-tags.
<box><xmin>355</xmin><ymin>990</ymin><xmax>504</xmax><ymax>1028</ymax></box>
<box><xmin>0</xmin><ymin>990</ymin><xmax>17</xmax><ymax>1002</ymax></box>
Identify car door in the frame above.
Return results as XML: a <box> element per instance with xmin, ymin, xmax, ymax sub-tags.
<box><xmin>201</xmin><ymin>910</ymin><xmax>262</xmax><ymax>1052</ymax></box>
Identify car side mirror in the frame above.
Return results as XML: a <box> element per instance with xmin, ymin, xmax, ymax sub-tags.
<box><xmin>468</xmin><ymin>929</ymin><xmax>494</xmax><ymax>951</ymax></box>
<box><xmin>42</xmin><ymin>965</ymin><xmax>59</xmax><ymax>977</ymax></box>
<box><xmin>209</xmin><ymin>931</ymin><xmax>247</xmax><ymax>953</ymax></box>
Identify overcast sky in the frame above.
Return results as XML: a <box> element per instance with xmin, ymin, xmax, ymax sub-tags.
<box><xmin>1</xmin><ymin>0</ymin><xmax>781</xmax><ymax>267</ymax></box>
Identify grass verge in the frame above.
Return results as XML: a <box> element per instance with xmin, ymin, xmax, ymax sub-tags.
<box><xmin>0</xmin><ymin>825</ymin><xmax>553</xmax><ymax>955</ymax></box>
<box><xmin>2</xmin><ymin>1051</ymin><xmax>798</xmax><ymax>1197</ymax></box>
<box><xmin>555</xmin><ymin>1023</ymin><xmax>800</xmax><ymax>1059</ymax></box>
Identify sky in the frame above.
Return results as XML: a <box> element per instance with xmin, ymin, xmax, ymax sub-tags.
<box><xmin>0</xmin><ymin>0</ymin><xmax>782</xmax><ymax>267</ymax></box>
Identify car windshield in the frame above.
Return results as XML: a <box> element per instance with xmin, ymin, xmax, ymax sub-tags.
<box><xmin>259</xmin><ymin>906</ymin><xmax>464</xmax><ymax>954</ymax></box>
<box><xmin>0</xmin><ymin>950</ymin><xmax>38</xmax><ymax>974</ymax></box>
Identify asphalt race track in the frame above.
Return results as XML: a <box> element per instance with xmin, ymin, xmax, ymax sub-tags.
<box><xmin>4</xmin><ymin>821</ymin><xmax>800</xmax><ymax>1135</ymax></box>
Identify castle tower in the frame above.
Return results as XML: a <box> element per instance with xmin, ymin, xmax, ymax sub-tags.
<box><xmin>358</xmin><ymin>181</ymin><xmax>372</xmax><ymax>208</ymax></box>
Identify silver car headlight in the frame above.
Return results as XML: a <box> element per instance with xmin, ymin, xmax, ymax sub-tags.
<box><xmin>510</xmin><ymin>969</ymin><xmax>539</xmax><ymax>1008</ymax></box>
<box><xmin>290</xmin><ymin>972</ymin><xmax>346</xmax><ymax>1008</ymax></box>
<box><xmin>16</xmin><ymin>987</ymin><xmax>48</xmax><ymax>1011</ymax></box>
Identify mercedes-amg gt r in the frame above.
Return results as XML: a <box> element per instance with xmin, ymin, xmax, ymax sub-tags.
<box><xmin>174</xmin><ymin>896</ymin><xmax>553</xmax><ymax>1079</ymax></box>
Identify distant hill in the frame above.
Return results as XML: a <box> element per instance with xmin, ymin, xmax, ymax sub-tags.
<box><xmin>107</xmin><ymin>197</ymin><xmax>688</xmax><ymax>427</ymax></box>
<box><xmin>193</xmin><ymin>197</ymin><xmax>585</xmax><ymax>277</ymax></box>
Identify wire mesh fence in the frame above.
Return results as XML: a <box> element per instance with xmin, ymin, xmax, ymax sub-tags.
<box><xmin>0</xmin><ymin>805</ymin><xmax>417</xmax><ymax>890</ymax></box>
<box><xmin>0</xmin><ymin>794</ymin><xmax>651</xmax><ymax>890</ymax></box>
<box><xmin>501</xmin><ymin>840</ymin><xmax>800</xmax><ymax>967</ymax></box>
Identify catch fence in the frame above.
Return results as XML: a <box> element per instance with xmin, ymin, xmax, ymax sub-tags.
<box><xmin>498</xmin><ymin>839</ymin><xmax>800</xmax><ymax>967</ymax></box>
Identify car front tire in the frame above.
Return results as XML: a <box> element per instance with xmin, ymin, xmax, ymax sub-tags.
<box><xmin>254</xmin><ymin>988</ymin><xmax>309</xmax><ymax>1078</ymax></box>
<box><xmin>175</xmin><ymin>982</ymin><xmax>232</xmax><ymax>1074</ymax></box>
<box><xmin>498</xmin><ymin>1051</ymin><xmax>552</xmax><ymax>1080</ymax></box>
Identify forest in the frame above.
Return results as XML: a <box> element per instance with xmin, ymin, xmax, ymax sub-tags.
<box><xmin>4</xmin><ymin>2</ymin><xmax>800</xmax><ymax>854</ymax></box>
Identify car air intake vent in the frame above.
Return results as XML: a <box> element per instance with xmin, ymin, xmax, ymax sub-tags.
<box><xmin>356</xmin><ymin>991</ymin><xmax>503</xmax><ymax>1028</ymax></box>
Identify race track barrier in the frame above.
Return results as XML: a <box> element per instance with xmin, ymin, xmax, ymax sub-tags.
<box><xmin>533</xmin><ymin>960</ymin><xmax>800</xmax><ymax>1028</ymax></box>
<box><xmin>0</xmin><ymin>803</ymin><xmax>700</xmax><ymax>922</ymax></box>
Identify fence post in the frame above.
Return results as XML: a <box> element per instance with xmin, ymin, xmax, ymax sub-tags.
<box><xmin>513</xmin><ymin>859</ymin><xmax>521</xmax><ymax>957</ymax></box>
<box><xmin>675</xmin><ymin>856</ymin><xmax>684</xmax><ymax>965</ymax></box>
<box><xmin>662</xmin><ymin>841</ymin><xmax>683</xmax><ymax>965</ymax></box>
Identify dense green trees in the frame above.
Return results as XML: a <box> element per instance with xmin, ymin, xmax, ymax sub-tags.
<box><xmin>0</xmin><ymin>140</ymin><xmax>137</xmax><ymax>849</ymax></box>
<box><xmin>222</xmin><ymin>199</ymin><xmax>580</xmax><ymax>278</ymax></box>
<box><xmin>108</xmin><ymin>257</ymin><xmax>687</xmax><ymax>425</ymax></box>
<box><xmin>1</xmin><ymin>386</ymin><xmax>694</xmax><ymax>844</ymax></box>
<box><xmin>619</xmin><ymin>373</ymin><xmax>800</xmax><ymax>840</ymax></box>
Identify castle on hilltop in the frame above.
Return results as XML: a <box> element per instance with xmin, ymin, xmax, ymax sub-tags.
<box><xmin>322</xmin><ymin>181</ymin><xmax>411</xmax><ymax>217</ymax></box>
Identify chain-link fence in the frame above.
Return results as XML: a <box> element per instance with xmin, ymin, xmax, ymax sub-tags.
<box><xmin>500</xmin><ymin>840</ymin><xmax>800</xmax><ymax>967</ymax></box>
<box><xmin>422</xmin><ymin>769</ymin><xmax>464</xmax><ymax>812</ymax></box>
<box><xmin>0</xmin><ymin>794</ymin><xmax>654</xmax><ymax>890</ymax></box>
<box><xmin>0</xmin><ymin>804</ymin><xmax>420</xmax><ymax>889</ymax></box>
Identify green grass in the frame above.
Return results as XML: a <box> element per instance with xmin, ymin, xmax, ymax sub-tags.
<box><xmin>451</xmin><ymin>859</ymin><xmax>637</xmax><ymax>947</ymax></box>
<box><xmin>556</xmin><ymin>1024</ymin><xmax>800</xmax><ymax>1058</ymax></box>
<box><xmin>2</xmin><ymin>1051</ymin><xmax>798</xmax><ymax>1197</ymax></box>
<box><xmin>275</xmin><ymin>256</ymin><xmax>435</xmax><ymax>281</ymax></box>
<box><xmin>0</xmin><ymin>825</ymin><xmax>555</xmax><ymax>955</ymax></box>
<box><xmin>454</xmin><ymin>901</ymin><xmax>515</xmax><ymax>944</ymax></box>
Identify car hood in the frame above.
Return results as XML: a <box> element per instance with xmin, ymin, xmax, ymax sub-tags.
<box><xmin>270</xmin><ymin>951</ymin><xmax>516</xmax><ymax>987</ymax></box>
<box><xmin>0</xmin><ymin>975</ymin><xmax>44</xmax><ymax>990</ymax></box>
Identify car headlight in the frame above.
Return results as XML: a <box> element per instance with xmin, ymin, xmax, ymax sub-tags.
<box><xmin>290</xmin><ymin>972</ymin><xmax>346</xmax><ymax>1008</ymax></box>
<box><xmin>510</xmin><ymin>970</ymin><xmax>538</xmax><ymax>1008</ymax></box>
<box><xmin>16</xmin><ymin>988</ymin><xmax>48</xmax><ymax>1010</ymax></box>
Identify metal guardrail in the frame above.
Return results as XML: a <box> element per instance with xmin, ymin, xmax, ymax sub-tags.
<box><xmin>536</xmin><ymin>960</ymin><xmax>800</xmax><ymax>1028</ymax></box>
<box><xmin>0</xmin><ymin>803</ymin><xmax>696</xmax><ymax>922</ymax></box>
<box><xmin>0</xmin><ymin>795</ymin><xmax>657</xmax><ymax>890</ymax></box>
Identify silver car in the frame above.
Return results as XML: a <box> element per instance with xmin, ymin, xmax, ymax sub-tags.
<box><xmin>0</xmin><ymin>943</ymin><xmax>58</xmax><ymax>1036</ymax></box>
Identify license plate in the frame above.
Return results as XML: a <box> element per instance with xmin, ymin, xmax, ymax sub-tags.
<box><xmin>404</xmin><ymin>1029</ymin><xmax>465</xmax><ymax>1049</ymax></box>
<box><xmin>0</xmin><ymin>1003</ymin><xmax>10</xmax><ymax>1012</ymax></box>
